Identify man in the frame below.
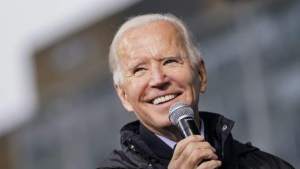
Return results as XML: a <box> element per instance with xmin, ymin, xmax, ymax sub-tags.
<box><xmin>99</xmin><ymin>13</ymin><xmax>294</xmax><ymax>169</ymax></box>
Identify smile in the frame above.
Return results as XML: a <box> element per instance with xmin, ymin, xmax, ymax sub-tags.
<box><xmin>152</xmin><ymin>94</ymin><xmax>178</xmax><ymax>105</ymax></box>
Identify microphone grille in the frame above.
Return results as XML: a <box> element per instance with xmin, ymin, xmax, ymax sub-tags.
<box><xmin>169</xmin><ymin>102</ymin><xmax>194</xmax><ymax>125</ymax></box>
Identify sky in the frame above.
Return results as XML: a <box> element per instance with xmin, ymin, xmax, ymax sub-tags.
<box><xmin>0</xmin><ymin>0</ymin><xmax>139</xmax><ymax>136</ymax></box>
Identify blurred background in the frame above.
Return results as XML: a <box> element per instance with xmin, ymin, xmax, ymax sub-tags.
<box><xmin>0</xmin><ymin>0</ymin><xmax>299</xmax><ymax>168</ymax></box>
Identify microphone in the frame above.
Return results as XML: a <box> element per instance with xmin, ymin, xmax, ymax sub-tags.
<box><xmin>169</xmin><ymin>102</ymin><xmax>200</xmax><ymax>138</ymax></box>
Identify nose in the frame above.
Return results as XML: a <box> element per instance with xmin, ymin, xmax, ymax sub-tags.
<box><xmin>149</xmin><ymin>65</ymin><xmax>169</xmax><ymax>89</ymax></box>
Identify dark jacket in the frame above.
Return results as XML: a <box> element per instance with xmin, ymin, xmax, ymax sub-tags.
<box><xmin>99</xmin><ymin>112</ymin><xmax>294</xmax><ymax>169</ymax></box>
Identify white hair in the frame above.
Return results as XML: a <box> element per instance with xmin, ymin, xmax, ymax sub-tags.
<box><xmin>109</xmin><ymin>13</ymin><xmax>202</xmax><ymax>85</ymax></box>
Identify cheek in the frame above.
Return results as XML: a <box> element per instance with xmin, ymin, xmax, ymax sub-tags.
<box><xmin>125</xmin><ymin>80</ymin><xmax>147</xmax><ymax>102</ymax></box>
<box><xmin>169</xmin><ymin>68</ymin><xmax>195</xmax><ymax>86</ymax></box>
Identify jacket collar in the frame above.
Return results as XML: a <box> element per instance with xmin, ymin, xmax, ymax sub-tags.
<box><xmin>120</xmin><ymin>112</ymin><xmax>235</xmax><ymax>164</ymax></box>
<box><xmin>200</xmin><ymin>112</ymin><xmax>235</xmax><ymax>158</ymax></box>
<box><xmin>139</xmin><ymin>124</ymin><xmax>173</xmax><ymax>165</ymax></box>
<box><xmin>120</xmin><ymin>121</ymin><xmax>160</xmax><ymax>162</ymax></box>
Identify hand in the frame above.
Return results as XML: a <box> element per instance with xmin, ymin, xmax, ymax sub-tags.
<box><xmin>168</xmin><ymin>135</ymin><xmax>222</xmax><ymax>169</ymax></box>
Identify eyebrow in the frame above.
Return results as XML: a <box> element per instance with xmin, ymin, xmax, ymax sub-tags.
<box><xmin>160</xmin><ymin>54</ymin><xmax>182</xmax><ymax>61</ymax></box>
<box><xmin>127</xmin><ymin>59</ymin><xmax>145</xmax><ymax>71</ymax></box>
<box><xmin>126</xmin><ymin>54</ymin><xmax>183</xmax><ymax>70</ymax></box>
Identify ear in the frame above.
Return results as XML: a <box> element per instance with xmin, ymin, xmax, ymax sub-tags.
<box><xmin>196</xmin><ymin>58</ymin><xmax>207</xmax><ymax>94</ymax></box>
<box><xmin>114</xmin><ymin>84</ymin><xmax>134</xmax><ymax>112</ymax></box>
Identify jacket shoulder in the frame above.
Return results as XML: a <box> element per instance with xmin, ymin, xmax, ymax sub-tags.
<box><xmin>98</xmin><ymin>149</ymin><xmax>154</xmax><ymax>169</ymax></box>
<box><xmin>233</xmin><ymin>140</ymin><xmax>295</xmax><ymax>169</ymax></box>
<box><xmin>98</xmin><ymin>150</ymin><xmax>139</xmax><ymax>169</ymax></box>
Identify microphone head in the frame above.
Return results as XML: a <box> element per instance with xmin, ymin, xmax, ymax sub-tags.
<box><xmin>169</xmin><ymin>102</ymin><xmax>194</xmax><ymax>125</ymax></box>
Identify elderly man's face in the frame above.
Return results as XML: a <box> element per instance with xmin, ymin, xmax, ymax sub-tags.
<box><xmin>115</xmin><ymin>21</ymin><xmax>206</xmax><ymax>134</ymax></box>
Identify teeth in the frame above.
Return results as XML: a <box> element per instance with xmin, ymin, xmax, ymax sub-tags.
<box><xmin>153</xmin><ymin>94</ymin><xmax>176</xmax><ymax>105</ymax></box>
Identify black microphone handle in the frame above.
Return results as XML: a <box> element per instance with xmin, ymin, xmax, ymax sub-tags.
<box><xmin>177</xmin><ymin>117</ymin><xmax>200</xmax><ymax>138</ymax></box>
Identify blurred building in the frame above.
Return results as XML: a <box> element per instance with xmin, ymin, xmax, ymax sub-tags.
<box><xmin>0</xmin><ymin>0</ymin><xmax>299</xmax><ymax>169</ymax></box>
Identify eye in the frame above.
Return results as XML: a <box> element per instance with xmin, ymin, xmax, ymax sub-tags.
<box><xmin>133</xmin><ymin>67</ymin><xmax>146</xmax><ymax>76</ymax></box>
<box><xmin>163</xmin><ymin>58</ymin><xmax>179</xmax><ymax>65</ymax></box>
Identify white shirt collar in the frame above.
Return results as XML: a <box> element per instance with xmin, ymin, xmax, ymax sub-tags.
<box><xmin>156</xmin><ymin>119</ymin><xmax>205</xmax><ymax>149</ymax></box>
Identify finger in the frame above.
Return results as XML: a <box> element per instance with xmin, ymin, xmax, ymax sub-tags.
<box><xmin>196</xmin><ymin>160</ymin><xmax>222</xmax><ymax>169</ymax></box>
<box><xmin>172</xmin><ymin>135</ymin><xmax>204</xmax><ymax>160</ymax></box>
<box><xmin>189</xmin><ymin>141</ymin><xmax>216</xmax><ymax>153</ymax></box>
<box><xmin>182</xmin><ymin>148</ymin><xmax>218</xmax><ymax>168</ymax></box>
<box><xmin>169</xmin><ymin>139</ymin><xmax>219</xmax><ymax>169</ymax></box>
<box><xmin>178</xmin><ymin>141</ymin><xmax>217</xmax><ymax>162</ymax></box>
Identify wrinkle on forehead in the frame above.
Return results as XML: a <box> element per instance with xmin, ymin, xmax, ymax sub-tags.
<box><xmin>116</xmin><ymin>20</ymin><xmax>186</xmax><ymax>67</ymax></box>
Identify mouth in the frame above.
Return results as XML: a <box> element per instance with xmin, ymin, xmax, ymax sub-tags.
<box><xmin>149</xmin><ymin>93</ymin><xmax>181</xmax><ymax>105</ymax></box>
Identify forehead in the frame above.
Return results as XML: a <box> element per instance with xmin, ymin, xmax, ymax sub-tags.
<box><xmin>121</xmin><ymin>20</ymin><xmax>181</xmax><ymax>41</ymax></box>
<box><xmin>116</xmin><ymin>20</ymin><xmax>185</xmax><ymax>59</ymax></box>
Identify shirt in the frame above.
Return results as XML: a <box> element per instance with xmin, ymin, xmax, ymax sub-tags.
<box><xmin>156</xmin><ymin>119</ymin><xmax>205</xmax><ymax>149</ymax></box>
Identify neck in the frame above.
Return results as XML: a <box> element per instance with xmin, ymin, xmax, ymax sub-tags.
<box><xmin>157</xmin><ymin>115</ymin><xmax>201</xmax><ymax>142</ymax></box>
<box><xmin>142</xmin><ymin>112</ymin><xmax>201</xmax><ymax>142</ymax></box>
<box><xmin>159</xmin><ymin>125</ymin><xmax>183</xmax><ymax>142</ymax></box>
